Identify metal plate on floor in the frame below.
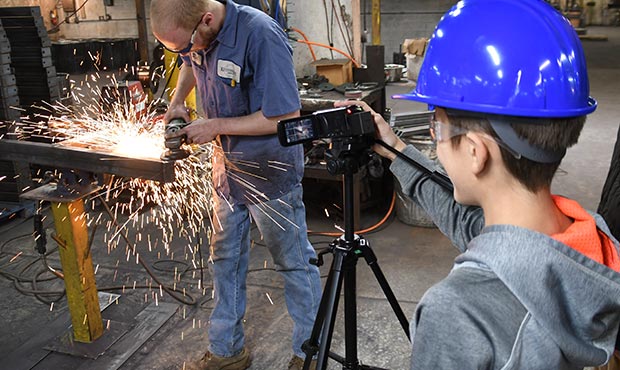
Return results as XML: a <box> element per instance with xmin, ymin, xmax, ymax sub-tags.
<box><xmin>42</xmin><ymin>292</ymin><xmax>123</xmax><ymax>358</ymax></box>
<box><xmin>99</xmin><ymin>291</ymin><xmax>120</xmax><ymax>310</ymax></box>
<box><xmin>77</xmin><ymin>302</ymin><xmax>178</xmax><ymax>370</ymax></box>
<box><xmin>43</xmin><ymin>320</ymin><xmax>131</xmax><ymax>359</ymax></box>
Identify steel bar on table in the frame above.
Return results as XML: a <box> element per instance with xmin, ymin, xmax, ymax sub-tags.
<box><xmin>0</xmin><ymin>139</ymin><xmax>176</xmax><ymax>183</ymax></box>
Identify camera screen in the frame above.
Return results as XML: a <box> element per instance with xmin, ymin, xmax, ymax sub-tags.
<box><xmin>281</xmin><ymin>117</ymin><xmax>316</xmax><ymax>145</ymax></box>
<box><xmin>277</xmin><ymin>106</ymin><xmax>374</xmax><ymax>147</ymax></box>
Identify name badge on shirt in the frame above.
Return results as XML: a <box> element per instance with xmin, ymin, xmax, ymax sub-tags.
<box><xmin>217</xmin><ymin>59</ymin><xmax>241</xmax><ymax>85</ymax></box>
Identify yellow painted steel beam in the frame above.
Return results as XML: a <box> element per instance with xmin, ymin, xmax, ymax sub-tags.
<box><xmin>51</xmin><ymin>200</ymin><xmax>104</xmax><ymax>343</ymax></box>
<box><xmin>372</xmin><ymin>0</ymin><xmax>381</xmax><ymax>45</ymax></box>
<box><xmin>352</xmin><ymin>0</ymin><xmax>362</xmax><ymax>64</ymax></box>
<box><xmin>164</xmin><ymin>50</ymin><xmax>197</xmax><ymax>119</ymax></box>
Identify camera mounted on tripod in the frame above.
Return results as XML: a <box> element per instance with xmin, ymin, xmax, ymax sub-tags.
<box><xmin>277</xmin><ymin>106</ymin><xmax>376</xmax><ymax>175</ymax></box>
<box><xmin>278</xmin><ymin>106</ymin><xmax>410</xmax><ymax>370</ymax></box>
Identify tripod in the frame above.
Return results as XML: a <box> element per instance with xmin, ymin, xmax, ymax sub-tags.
<box><xmin>302</xmin><ymin>139</ymin><xmax>411</xmax><ymax>370</ymax></box>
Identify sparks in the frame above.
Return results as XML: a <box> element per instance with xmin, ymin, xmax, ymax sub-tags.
<box><xmin>4</xmin><ymin>70</ymin><xmax>298</xmax><ymax>310</ymax></box>
<box><xmin>20</xmin><ymin>73</ymin><xmax>217</xmax><ymax>273</ymax></box>
<box><xmin>9</xmin><ymin>251</ymin><xmax>22</xmax><ymax>263</ymax></box>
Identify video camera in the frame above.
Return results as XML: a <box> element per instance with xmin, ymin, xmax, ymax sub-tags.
<box><xmin>277</xmin><ymin>106</ymin><xmax>375</xmax><ymax>147</ymax></box>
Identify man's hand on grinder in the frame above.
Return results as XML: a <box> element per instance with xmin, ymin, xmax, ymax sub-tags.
<box><xmin>164</xmin><ymin>104</ymin><xmax>191</xmax><ymax>125</ymax></box>
<box><xmin>177</xmin><ymin>118</ymin><xmax>220</xmax><ymax>145</ymax></box>
<box><xmin>333</xmin><ymin>100</ymin><xmax>407</xmax><ymax>161</ymax></box>
<box><xmin>163</xmin><ymin>104</ymin><xmax>191</xmax><ymax>141</ymax></box>
<box><xmin>163</xmin><ymin>104</ymin><xmax>219</xmax><ymax>144</ymax></box>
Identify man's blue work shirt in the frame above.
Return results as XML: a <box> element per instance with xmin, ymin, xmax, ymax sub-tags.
<box><xmin>181</xmin><ymin>0</ymin><xmax>303</xmax><ymax>204</ymax></box>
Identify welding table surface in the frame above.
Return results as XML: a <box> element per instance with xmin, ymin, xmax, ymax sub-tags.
<box><xmin>299</xmin><ymin>85</ymin><xmax>385</xmax><ymax>114</ymax></box>
<box><xmin>0</xmin><ymin>139</ymin><xmax>176</xmax><ymax>184</ymax></box>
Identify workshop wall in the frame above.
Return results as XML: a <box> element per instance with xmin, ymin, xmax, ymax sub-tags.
<box><xmin>289</xmin><ymin>0</ymin><xmax>614</xmax><ymax>71</ymax></box>
<box><xmin>367</xmin><ymin>0</ymin><xmax>454</xmax><ymax>64</ymax></box>
<box><xmin>2</xmin><ymin>0</ymin><xmax>610</xmax><ymax>77</ymax></box>
<box><xmin>49</xmin><ymin>0</ymin><xmax>143</xmax><ymax>40</ymax></box>
<box><xmin>1</xmin><ymin>0</ymin><xmax>146</xmax><ymax>41</ymax></box>
<box><xmin>556</xmin><ymin>0</ymin><xmax>608</xmax><ymax>25</ymax></box>
<box><xmin>287</xmin><ymin>0</ymin><xmax>455</xmax><ymax>72</ymax></box>
<box><xmin>287</xmin><ymin>0</ymin><xmax>355</xmax><ymax>78</ymax></box>
<box><xmin>2</xmin><ymin>0</ymin><xmax>56</xmax><ymax>33</ymax></box>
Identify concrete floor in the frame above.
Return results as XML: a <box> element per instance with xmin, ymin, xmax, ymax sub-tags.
<box><xmin>0</xmin><ymin>26</ymin><xmax>618</xmax><ymax>370</ymax></box>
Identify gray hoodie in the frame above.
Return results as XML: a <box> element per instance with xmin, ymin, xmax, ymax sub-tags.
<box><xmin>390</xmin><ymin>145</ymin><xmax>620</xmax><ymax>370</ymax></box>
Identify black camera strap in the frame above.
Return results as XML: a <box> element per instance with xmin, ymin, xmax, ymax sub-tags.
<box><xmin>376</xmin><ymin>140</ymin><xmax>453</xmax><ymax>192</ymax></box>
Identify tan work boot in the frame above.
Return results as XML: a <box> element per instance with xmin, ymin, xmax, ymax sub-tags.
<box><xmin>187</xmin><ymin>347</ymin><xmax>251</xmax><ymax>370</ymax></box>
<box><xmin>288</xmin><ymin>355</ymin><xmax>316</xmax><ymax>370</ymax></box>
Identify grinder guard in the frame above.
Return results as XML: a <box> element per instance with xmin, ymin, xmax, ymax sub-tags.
<box><xmin>161</xmin><ymin>117</ymin><xmax>191</xmax><ymax>161</ymax></box>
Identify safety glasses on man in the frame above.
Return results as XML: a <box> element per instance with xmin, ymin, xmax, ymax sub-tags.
<box><xmin>157</xmin><ymin>15</ymin><xmax>204</xmax><ymax>55</ymax></box>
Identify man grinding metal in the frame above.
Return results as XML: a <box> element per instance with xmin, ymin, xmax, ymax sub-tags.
<box><xmin>150</xmin><ymin>1</ymin><xmax>321</xmax><ymax>369</ymax></box>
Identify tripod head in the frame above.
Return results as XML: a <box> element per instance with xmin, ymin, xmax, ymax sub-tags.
<box><xmin>325</xmin><ymin>134</ymin><xmax>375</xmax><ymax>176</ymax></box>
<box><xmin>324</xmin><ymin>135</ymin><xmax>376</xmax><ymax>243</ymax></box>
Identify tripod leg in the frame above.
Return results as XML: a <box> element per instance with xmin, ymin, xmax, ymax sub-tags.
<box><xmin>317</xmin><ymin>251</ymin><xmax>345</xmax><ymax>370</ymax></box>
<box><xmin>303</xmin><ymin>249</ymin><xmax>346</xmax><ymax>370</ymax></box>
<box><xmin>343</xmin><ymin>254</ymin><xmax>360</xmax><ymax>369</ymax></box>
<box><xmin>358</xmin><ymin>240</ymin><xmax>411</xmax><ymax>340</ymax></box>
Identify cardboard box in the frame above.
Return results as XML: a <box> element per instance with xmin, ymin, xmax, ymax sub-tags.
<box><xmin>566</xmin><ymin>11</ymin><xmax>582</xmax><ymax>28</ymax></box>
<box><xmin>406</xmin><ymin>53</ymin><xmax>425</xmax><ymax>81</ymax></box>
<box><xmin>311</xmin><ymin>58</ymin><xmax>353</xmax><ymax>86</ymax></box>
<box><xmin>402</xmin><ymin>38</ymin><xmax>429</xmax><ymax>56</ymax></box>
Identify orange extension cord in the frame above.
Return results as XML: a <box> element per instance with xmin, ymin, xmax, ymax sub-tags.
<box><xmin>296</xmin><ymin>39</ymin><xmax>361</xmax><ymax>68</ymax></box>
<box><xmin>288</xmin><ymin>27</ymin><xmax>361</xmax><ymax>68</ymax></box>
<box><xmin>308</xmin><ymin>191</ymin><xmax>396</xmax><ymax>237</ymax></box>
<box><xmin>288</xmin><ymin>27</ymin><xmax>318</xmax><ymax>61</ymax></box>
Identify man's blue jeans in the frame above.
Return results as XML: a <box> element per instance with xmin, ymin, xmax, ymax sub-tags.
<box><xmin>207</xmin><ymin>183</ymin><xmax>322</xmax><ymax>358</ymax></box>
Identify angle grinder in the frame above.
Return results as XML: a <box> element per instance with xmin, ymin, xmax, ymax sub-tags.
<box><xmin>161</xmin><ymin>117</ymin><xmax>191</xmax><ymax>161</ymax></box>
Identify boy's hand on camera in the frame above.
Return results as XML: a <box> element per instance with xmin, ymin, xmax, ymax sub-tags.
<box><xmin>334</xmin><ymin>100</ymin><xmax>407</xmax><ymax>161</ymax></box>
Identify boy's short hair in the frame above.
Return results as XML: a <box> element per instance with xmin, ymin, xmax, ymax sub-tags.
<box><xmin>446</xmin><ymin>111</ymin><xmax>587</xmax><ymax>192</ymax></box>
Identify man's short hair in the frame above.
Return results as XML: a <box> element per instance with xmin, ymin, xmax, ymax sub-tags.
<box><xmin>447</xmin><ymin>111</ymin><xmax>586</xmax><ymax>192</ymax></box>
<box><xmin>151</xmin><ymin>0</ymin><xmax>213</xmax><ymax>32</ymax></box>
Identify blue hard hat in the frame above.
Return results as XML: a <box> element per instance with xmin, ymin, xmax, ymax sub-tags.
<box><xmin>394</xmin><ymin>0</ymin><xmax>597</xmax><ymax>118</ymax></box>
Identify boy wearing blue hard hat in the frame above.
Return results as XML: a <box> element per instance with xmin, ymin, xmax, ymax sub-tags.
<box><xmin>337</xmin><ymin>0</ymin><xmax>620</xmax><ymax>369</ymax></box>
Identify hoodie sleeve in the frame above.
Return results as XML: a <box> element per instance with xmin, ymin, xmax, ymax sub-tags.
<box><xmin>390</xmin><ymin>145</ymin><xmax>485</xmax><ymax>252</ymax></box>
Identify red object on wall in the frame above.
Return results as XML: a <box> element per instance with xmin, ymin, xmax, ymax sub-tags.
<box><xmin>100</xmin><ymin>80</ymin><xmax>147</xmax><ymax>118</ymax></box>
